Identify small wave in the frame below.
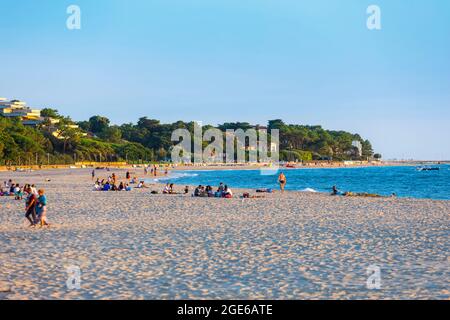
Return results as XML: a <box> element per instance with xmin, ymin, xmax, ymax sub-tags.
<box><xmin>301</xmin><ymin>188</ymin><xmax>318</xmax><ymax>193</ymax></box>
<box><xmin>150</xmin><ymin>172</ymin><xmax>199</xmax><ymax>182</ymax></box>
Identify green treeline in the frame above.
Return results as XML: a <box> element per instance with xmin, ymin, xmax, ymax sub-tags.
<box><xmin>0</xmin><ymin>110</ymin><xmax>377</xmax><ymax>165</ymax></box>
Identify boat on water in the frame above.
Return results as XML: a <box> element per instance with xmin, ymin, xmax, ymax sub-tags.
<box><xmin>416</xmin><ymin>166</ymin><xmax>440</xmax><ymax>171</ymax></box>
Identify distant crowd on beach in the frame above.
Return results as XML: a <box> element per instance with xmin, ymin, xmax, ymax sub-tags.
<box><xmin>1</xmin><ymin>180</ymin><xmax>49</xmax><ymax>227</ymax></box>
<box><xmin>90</xmin><ymin>169</ymin><xmax>238</xmax><ymax>198</ymax></box>
<box><xmin>91</xmin><ymin>169</ymin><xmax>176</xmax><ymax>194</ymax></box>
<box><xmin>90</xmin><ymin>169</ymin><xmax>289</xmax><ymax>198</ymax></box>
<box><xmin>192</xmin><ymin>183</ymin><xmax>233</xmax><ymax>198</ymax></box>
<box><xmin>89</xmin><ymin>167</ymin><xmax>396</xmax><ymax>200</ymax></box>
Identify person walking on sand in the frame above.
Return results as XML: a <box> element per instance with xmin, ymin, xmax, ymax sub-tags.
<box><xmin>91</xmin><ymin>169</ymin><xmax>95</xmax><ymax>180</ymax></box>
<box><xmin>36</xmin><ymin>189</ymin><xmax>49</xmax><ymax>227</ymax></box>
<box><xmin>278</xmin><ymin>172</ymin><xmax>287</xmax><ymax>192</ymax></box>
<box><xmin>24</xmin><ymin>186</ymin><xmax>37</xmax><ymax>227</ymax></box>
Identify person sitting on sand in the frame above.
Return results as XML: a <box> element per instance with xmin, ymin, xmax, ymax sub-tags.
<box><xmin>24</xmin><ymin>186</ymin><xmax>37</xmax><ymax>227</ymax></box>
<box><xmin>223</xmin><ymin>185</ymin><xmax>233</xmax><ymax>198</ymax></box>
<box><xmin>14</xmin><ymin>184</ymin><xmax>23</xmax><ymax>200</ymax></box>
<box><xmin>205</xmin><ymin>185</ymin><xmax>214</xmax><ymax>197</ymax></box>
<box><xmin>332</xmin><ymin>185</ymin><xmax>339</xmax><ymax>196</ymax></box>
<box><xmin>137</xmin><ymin>181</ymin><xmax>150</xmax><ymax>189</ymax></box>
<box><xmin>118</xmin><ymin>182</ymin><xmax>125</xmax><ymax>191</ymax></box>
<box><xmin>36</xmin><ymin>189</ymin><xmax>49</xmax><ymax>227</ymax></box>
<box><xmin>9</xmin><ymin>183</ymin><xmax>15</xmax><ymax>195</ymax></box>
<box><xmin>1</xmin><ymin>182</ymin><xmax>8</xmax><ymax>194</ymax></box>
<box><xmin>193</xmin><ymin>185</ymin><xmax>202</xmax><ymax>197</ymax></box>
<box><xmin>163</xmin><ymin>183</ymin><xmax>171</xmax><ymax>194</ymax></box>
<box><xmin>5</xmin><ymin>180</ymin><xmax>13</xmax><ymax>191</ymax></box>
<box><xmin>198</xmin><ymin>186</ymin><xmax>208</xmax><ymax>197</ymax></box>
<box><xmin>102</xmin><ymin>181</ymin><xmax>111</xmax><ymax>191</ymax></box>
<box><xmin>93</xmin><ymin>182</ymin><xmax>101</xmax><ymax>191</ymax></box>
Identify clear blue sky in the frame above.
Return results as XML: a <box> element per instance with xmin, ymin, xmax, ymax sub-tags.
<box><xmin>1</xmin><ymin>0</ymin><xmax>449</xmax><ymax>160</ymax></box>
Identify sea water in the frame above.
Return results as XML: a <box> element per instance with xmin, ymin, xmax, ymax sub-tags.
<box><xmin>151</xmin><ymin>165</ymin><xmax>450</xmax><ymax>200</ymax></box>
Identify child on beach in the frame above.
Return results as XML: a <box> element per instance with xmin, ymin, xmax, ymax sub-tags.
<box><xmin>14</xmin><ymin>184</ymin><xmax>23</xmax><ymax>200</ymax></box>
<box><xmin>36</xmin><ymin>189</ymin><xmax>49</xmax><ymax>227</ymax></box>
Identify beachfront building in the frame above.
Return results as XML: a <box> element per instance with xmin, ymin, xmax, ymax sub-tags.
<box><xmin>0</xmin><ymin>97</ymin><xmax>85</xmax><ymax>139</ymax></box>
<box><xmin>0</xmin><ymin>98</ymin><xmax>43</xmax><ymax>126</ymax></box>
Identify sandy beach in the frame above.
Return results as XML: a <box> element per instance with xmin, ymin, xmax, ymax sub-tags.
<box><xmin>0</xmin><ymin>168</ymin><xmax>449</xmax><ymax>300</ymax></box>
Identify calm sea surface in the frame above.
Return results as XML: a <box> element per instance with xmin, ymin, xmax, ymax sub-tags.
<box><xmin>150</xmin><ymin>165</ymin><xmax>450</xmax><ymax>200</ymax></box>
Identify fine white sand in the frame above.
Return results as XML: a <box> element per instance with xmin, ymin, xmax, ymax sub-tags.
<box><xmin>0</xmin><ymin>168</ymin><xmax>449</xmax><ymax>300</ymax></box>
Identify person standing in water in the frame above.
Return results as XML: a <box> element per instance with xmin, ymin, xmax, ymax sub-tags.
<box><xmin>278</xmin><ymin>172</ymin><xmax>287</xmax><ymax>192</ymax></box>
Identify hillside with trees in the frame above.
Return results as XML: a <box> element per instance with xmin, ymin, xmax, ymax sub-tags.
<box><xmin>0</xmin><ymin>110</ymin><xmax>375</xmax><ymax>165</ymax></box>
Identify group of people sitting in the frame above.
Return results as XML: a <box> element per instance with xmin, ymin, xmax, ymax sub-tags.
<box><xmin>1</xmin><ymin>180</ymin><xmax>29</xmax><ymax>199</ymax></box>
<box><xmin>162</xmin><ymin>183</ymin><xmax>190</xmax><ymax>195</ymax></box>
<box><xmin>193</xmin><ymin>182</ymin><xmax>233</xmax><ymax>198</ymax></box>
<box><xmin>91</xmin><ymin>170</ymin><xmax>234</xmax><ymax>199</ymax></box>
<box><xmin>93</xmin><ymin>178</ymin><xmax>132</xmax><ymax>192</ymax></box>
<box><xmin>1</xmin><ymin>180</ymin><xmax>49</xmax><ymax>227</ymax></box>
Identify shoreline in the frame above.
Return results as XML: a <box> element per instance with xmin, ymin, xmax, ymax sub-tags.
<box><xmin>2</xmin><ymin>160</ymin><xmax>441</xmax><ymax>173</ymax></box>
<box><xmin>4</xmin><ymin>165</ymin><xmax>449</xmax><ymax>201</ymax></box>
